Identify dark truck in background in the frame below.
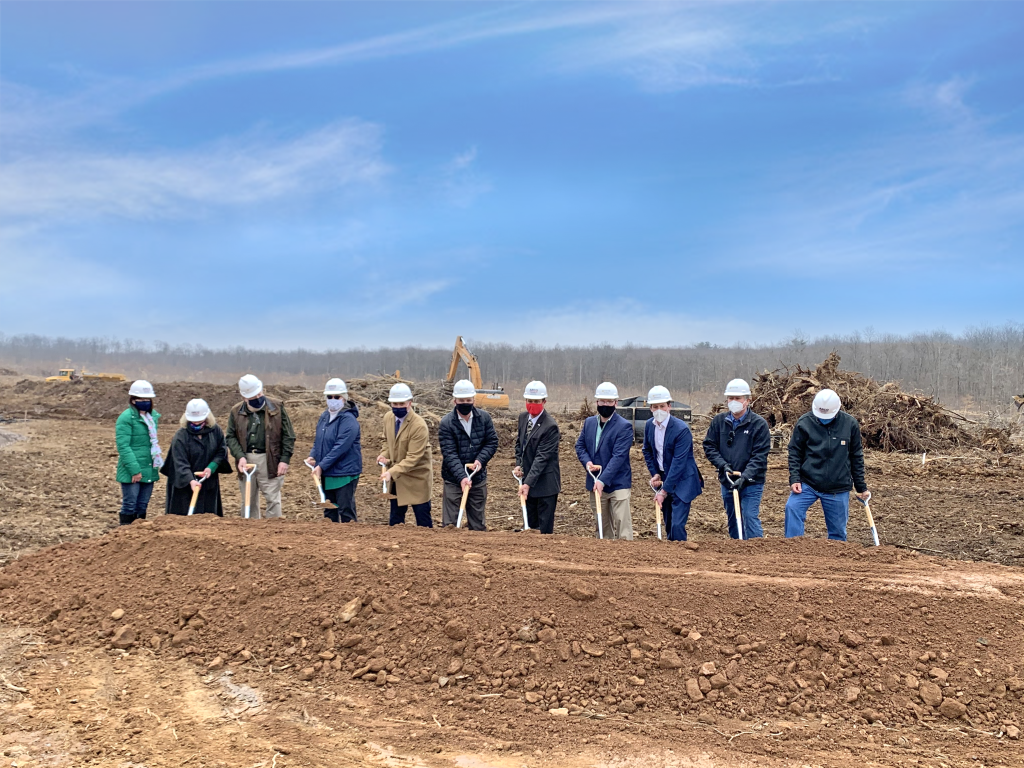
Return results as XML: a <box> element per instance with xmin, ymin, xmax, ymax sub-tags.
<box><xmin>615</xmin><ymin>396</ymin><xmax>692</xmax><ymax>441</ymax></box>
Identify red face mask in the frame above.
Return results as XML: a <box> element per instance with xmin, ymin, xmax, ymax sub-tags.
<box><xmin>525</xmin><ymin>402</ymin><xmax>544</xmax><ymax>417</ymax></box>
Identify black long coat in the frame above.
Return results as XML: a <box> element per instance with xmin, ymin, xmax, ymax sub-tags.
<box><xmin>161</xmin><ymin>424</ymin><xmax>231</xmax><ymax>516</ymax></box>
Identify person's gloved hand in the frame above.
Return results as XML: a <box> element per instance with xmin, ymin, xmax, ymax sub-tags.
<box><xmin>731</xmin><ymin>475</ymin><xmax>748</xmax><ymax>491</ymax></box>
<box><xmin>721</xmin><ymin>464</ymin><xmax>733</xmax><ymax>483</ymax></box>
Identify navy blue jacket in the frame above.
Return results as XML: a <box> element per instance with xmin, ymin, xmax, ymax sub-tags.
<box><xmin>574</xmin><ymin>412</ymin><xmax>633</xmax><ymax>492</ymax></box>
<box><xmin>702</xmin><ymin>410</ymin><xmax>772</xmax><ymax>485</ymax></box>
<box><xmin>642</xmin><ymin>416</ymin><xmax>704</xmax><ymax>503</ymax></box>
<box><xmin>309</xmin><ymin>402</ymin><xmax>362</xmax><ymax>477</ymax></box>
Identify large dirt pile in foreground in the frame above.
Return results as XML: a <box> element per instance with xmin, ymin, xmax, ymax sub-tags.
<box><xmin>1</xmin><ymin>519</ymin><xmax>1021</xmax><ymax>766</ymax></box>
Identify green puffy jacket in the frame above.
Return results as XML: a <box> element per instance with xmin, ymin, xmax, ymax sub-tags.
<box><xmin>115</xmin><ymin>407</ymin><xmax>162</xmax><ymax>483</ymax></box>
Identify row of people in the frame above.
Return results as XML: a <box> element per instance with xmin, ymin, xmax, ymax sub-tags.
<box><xmin>114</xmin><ymin>375</ymin><xmax>869</xmax><ymax>540</ymax></box>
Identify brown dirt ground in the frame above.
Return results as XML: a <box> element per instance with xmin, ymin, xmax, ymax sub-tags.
<box><xmin>2</xmin><ymin>381</ymin><xmax>1024</xmax><ymax>766</ymax></box>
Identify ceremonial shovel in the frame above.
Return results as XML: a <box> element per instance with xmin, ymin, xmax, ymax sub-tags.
<box><xmin>587</xmin><ymin>464</ymin><xmax>604</xmax><ymax>539</ymax></box>
<box><xmin>303</xmin><ymin>458</ymin><xmax>337</xmax><ymax>510</ymax></box>
<box><xmin>456</xmin><ymin>464</ymin><xmax>479</xmax><ymax>529</ymax></box>
<box><xmin>241</xmin><ymin>464</ymin><xmax>257</xmax><ymax>519</ymax></box>
<box><xmin>854</xmin><ymin>491</ymin><xmax>881</xmax><ymax>546</ymax></box>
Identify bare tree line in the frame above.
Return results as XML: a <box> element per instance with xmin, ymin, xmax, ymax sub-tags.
<box><xmin>2</xmin><ymin>325</ymin><xmax>1023</xmax><ymax>410</ymax></box>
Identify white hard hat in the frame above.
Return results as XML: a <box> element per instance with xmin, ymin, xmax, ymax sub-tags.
<box><xmin>324</xmin><ymin>378</ymin><xmax>348</xmax><ymax>396</ymax></box>
<box><xmin>452</xmin><ymin>379</ymin><xmax>476</xmax><ymax>398</ymax></box>
<box><xmin>129</xmin><ymin>380</ymin><xmax>155</xmax><ymax>398</ymax></box>
<box><xmin>388</xmin><ymin>382</ymin><xmax>413</xmax><ymax>402</ymax></box>
<box><xmin>595</xmin><ymin>382</ymin><xmax>619</xmax><ymax>400</ymax></box>
<box><xmin>523</xmin><ymin>380</ymin><xmax>548</xmax><ymax>399</ymax></box>
<box><xmin>724</xmin><ymin>378</ymin><xmax>752</xmax><ymax>397</ymax></box>
<box><xmin>238</xmin><ymin>374</ymin><xmax>263</xmax><ymax>399</ymax></box>
<box><xmin>185</xmin><ymin>399</ymin><xmax>211</xmax><ymax>422</ymax></box>
<box><xmin>812</xmin><ymin>389</ymin><xmax>842</xmax><ymax>419</ymax></box>
<box><xmin>647</xmin><ymin>385</ymin><xmax>672</xmax><ymax>405</ymax></box>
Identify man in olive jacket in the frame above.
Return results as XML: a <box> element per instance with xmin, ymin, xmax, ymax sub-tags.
<box><xmin>785</xmin><ymin>388</ymin><xmax>870</xmax><ymax>541</ymax></box>
<box><xmin>439</xmin><ymin>380</ymin><xmax>499</xmax><ymax>530</ymax></box>
<box><xmin>379</xmin><ymin>383</ymin><xmax>434</xmax><ymax>527</ymax></box>
<box><xmin>226</xmin><ymin>374</ymin><xmax>296</xmax><ymax>519</ymax></box>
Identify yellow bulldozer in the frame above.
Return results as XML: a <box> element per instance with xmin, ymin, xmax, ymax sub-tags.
<box><xmin>46</xmin><ymin>367</ymin><xmax>126</xmax><ymax>383</ymax></box>
<box><xmin>446</xmin><ymin>336</ymin><xmax>509</xmax><ymax>410</ymax></box>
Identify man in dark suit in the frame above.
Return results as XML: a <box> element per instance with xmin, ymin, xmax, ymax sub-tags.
<box><xmin>514</xmin><ymin>380</ymin><xmax>561</xmax><ymax>534</ymax></box>
<box><xmin>642</xmin><ymin>385</ymin><xmax>703</xmax><ymax>541</ymax></box>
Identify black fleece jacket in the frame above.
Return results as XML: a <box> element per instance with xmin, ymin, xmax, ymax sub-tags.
<box><xmin>787</xmin><ymin>411</ymin><xmax>867</xmax><ymax>494</ymax></box>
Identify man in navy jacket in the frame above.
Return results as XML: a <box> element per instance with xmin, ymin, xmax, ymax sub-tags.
<box><xmin>642</xmin><ymin>385</ymin><xmax>703</xmax><ymax>541</ymax></box>
<box><xmin>575</xmin><ymin>381</ymin><xmax>634</xmax><ymax>539</ymax></box>
<box><xmin>308</xmin><ymin>378</ymin><xmax>362</xmax><ymax>523</ymax></box>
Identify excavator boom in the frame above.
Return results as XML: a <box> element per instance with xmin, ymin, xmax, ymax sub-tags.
<box><xmin>446</xmin><ymin>336</ymin><xmax>509</xmax><ymax>410</ymax></box>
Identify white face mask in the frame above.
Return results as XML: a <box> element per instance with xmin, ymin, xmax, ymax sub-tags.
<box><xmin>652</xmin><ymin>409</ymin><xmax>670</xmax><ymax>424</ymax></box>
<box><xmin>728</xmin><ymin>400</ymin><xmax>745</xmax><ymax>414</ymax></box>
<box><xmin>327</xmin><ymin>398</ymin><xmax>345</xmax><ymax>413</ymax></box>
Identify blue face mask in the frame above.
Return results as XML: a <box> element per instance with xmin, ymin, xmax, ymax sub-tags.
<box><xmin>392</xmin><ymin>407</ymin><xmax>408</xmax><ymax>419</ymax></box>
<box><xmin>188</xmin><ymin>421</ymin><xmax>205</xmax><ymax>433</ymax></box>
<box><xmin>247</xmin><ymin>396</ymin><xmax>266</xmax><ymax>410</ymax></box>
<box><xmin>818</xmin><ymin>416</ymin><xmax>835</xmax><ymax>425</ymax></box>
<box><xmin>134</xmin><ymin>400</ymin><xmax>152</xmax><ymax>412</ymax></box>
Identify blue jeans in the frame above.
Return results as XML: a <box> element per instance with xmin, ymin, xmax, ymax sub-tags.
<box><xmin>720</xmin><ymin>483</ymin><xmax>764</xmax><ymax>539</ymax></box>
<box><xmin>389</xmin><ymin>499</ymin><xmax>433</xmax><ymax>527</ymax></box>
<box><xmin>661</xmin><ymin>493</ymin><xmax>691</xmax><ymax>541</ymax></box>
<box><xmin>784</xmin><ymin>485</ymin><xmax>849</xmax><ymax>541</ymax></box>
<box><xmin>120</xmin><ymin>481</ymin><xmax>154</xmax><ymax>525</ymax></box>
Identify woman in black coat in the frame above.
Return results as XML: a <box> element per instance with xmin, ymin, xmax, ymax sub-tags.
<box><xmin>162</xmin><ymin>398</ymin><xmax>231</xmax><ymax>516</ymax></box>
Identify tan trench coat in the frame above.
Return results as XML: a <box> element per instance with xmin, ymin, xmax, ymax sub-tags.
<box><xmin>381</xmin><ymin>410</ymin><xmax>433</xmax><ymax>506</ymax></box>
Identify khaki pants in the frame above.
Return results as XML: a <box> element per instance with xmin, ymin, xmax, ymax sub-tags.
<box><xmin>238</xmin><ymin>452</ymin><xmax>284</xmax><ymax>519</ymax></box>
<box><xmin>589</xmin><ymin>488</ymin><xmax>633</xmax><ymax>540</ymax></box>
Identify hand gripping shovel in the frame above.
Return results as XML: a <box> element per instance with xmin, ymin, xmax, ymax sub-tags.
<box><xmin>378</xmin><ymin>460</ymin><xmax>397</xmax><ymax>500</ymax></box>
<box><xmin>456</xmin><ymin>464</ymin><xmax>479</xmax><ymax>529</ymax></box>
<box><xmin>650</xmin><ymin>478</ymin><xmax>664</xmax><ymax>541</ymax></box>
<box><xmin>241</xmin><ymin>464</ymin><xmax>257</xmax><ymax>519</ymax></box>
<box><xmin>588</xmin><ymin>465</ymin><xmax>604</xmax><ymax>539</ymax></box>
<box><xmin>187</xmin><ymin>473</ymin><xmax>207</xmax><ymax>516</ymax></box>
<box><xmin>303</xmin><ymin>458</ymin><xmax>337</xmax><ymax>510</ymax></box>
<box><xmin>728</xmin><ymin>471</ymin><xmax>744</xmax><ymax>541</ymax></box>
<box><xmin>855</xmin><ymin>491</ymin><xmax>880</xmax><ymax>547</ymax></box>
<box><xmin>513</xmin><ymin>470</ymin><xmax>530</xmax><ymax>531</ymax></box>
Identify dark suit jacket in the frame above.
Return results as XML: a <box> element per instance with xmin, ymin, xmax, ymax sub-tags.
<box><xmin>515</xmin><ymin>409</ymin><xmax>561</xmax><ymax>498</ymax></box>
<box><xmin>642</xmin><ymin>416</ymin><xmax>703</xmax><ymax>503</ymax></box>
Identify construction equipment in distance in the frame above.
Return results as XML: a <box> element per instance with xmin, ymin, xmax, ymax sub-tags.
<box><xmin>445</xmin><ymin>336</ymin><xmax>510</xmax><ymax>410</ymax></box>
<box><xmin>46</xmin><ymin>368</ymin><xmax>126</xmax><ymax>383</ymax></box>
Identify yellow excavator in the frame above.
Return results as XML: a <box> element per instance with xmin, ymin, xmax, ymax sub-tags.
<box><xmin>446</xmin><ymin>336</ymin><xmax>509</xmax><ymax>410</ymax></box>
<box><xmin>46</xmin><ymin>367</ymin><xmax>126</xmax><ymax>383</ymax></box>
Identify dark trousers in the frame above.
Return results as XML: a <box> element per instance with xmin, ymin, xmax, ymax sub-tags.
<box><xmin>324</xmin><ymin>479</ymin><xmax>358</xmax><ymax>523</ymax></box>
<box><xmin>526</xmin><ymin>494</ymin><xmax>557</xmax><ymax>534</ymax></box>
<box><xmin>120</xmin><ymin>482</ymin><xmax>154</xmax><ymax>526</ymax></box>
<box><xmin>665</xmin><ymin>493</ymin><xmax>691</xmax><ymax>541</ymax></box>
<box><xmin>390</xmin><ymin>498</ymin><xmax>433</xmax><ymax>527</ymax></box>
<box><xmin>442</xmin><ymin>480</ymin><xmax>487</xmax><ymax>530</ymax></box>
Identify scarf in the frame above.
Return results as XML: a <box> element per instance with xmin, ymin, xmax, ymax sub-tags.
<box><xmin>139</xmin><ymin>411</ymin><xmax>164</xmax><ymax>469</ymax></box>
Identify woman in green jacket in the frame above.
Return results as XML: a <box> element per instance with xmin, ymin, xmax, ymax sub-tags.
<box><xmin>115</xmin><ymin>380</ymin><xmax>164</xmax><ymax>525</ymax></box>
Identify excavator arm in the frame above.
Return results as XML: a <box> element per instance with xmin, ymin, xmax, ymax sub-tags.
<box><xmin>447</xmin><ymin>336</ymin><xmax>483</xmax><ymax>389</ymax></box>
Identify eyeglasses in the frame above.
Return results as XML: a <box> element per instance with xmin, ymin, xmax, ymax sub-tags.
<box><xmin>326</xmin><ymin>395</ymin><xmax>343</xmax><ymax>400</ymax></box>
<box><xmin>727</xmin><ymin>430</ymin><xmax>735</xmax><ymax>447</ymax></box>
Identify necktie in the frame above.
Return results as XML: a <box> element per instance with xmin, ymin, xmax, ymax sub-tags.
<box><xmin>395</xmin><ymin>418</ymin><xmax>401</xmax><ymax>435</ymax></box>
<box><xmin>526</xmin><ymin>417</ymin><xmax>535</xmax><ymax>440</ymax></box>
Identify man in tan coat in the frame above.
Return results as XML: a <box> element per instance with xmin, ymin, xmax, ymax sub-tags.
<box><xmin>377</xmin><ymin>382</ymin><xmax>434</xmax><ymax>527</ymax></box>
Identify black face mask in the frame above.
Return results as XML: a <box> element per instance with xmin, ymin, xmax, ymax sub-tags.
<box><xmin>134</xmin><ymin>399</ymin><xmax>152</xmax><ymax>412</ymax></box>
<box><xmin>247</xmin><ymin>396</ymin><xmax>266</xmax><ymax>410</ymax></box>
<box><xmin>597</xmin><ymin>404</ymin><xmax>616</xmax><ymax>418</ymax></box>
<box><xmin>455</xmin><ymin>403</ymin><xmax>474</xmax><ymax>415</ymax></box>
<box><xmin>392</xmin><ymin>407</ymin><xmax>408</xmax><ymax>419</ymax></box>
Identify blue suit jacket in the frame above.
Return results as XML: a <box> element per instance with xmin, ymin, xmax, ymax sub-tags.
<box><xmin>575</xmin><ymin>412</ymin><xmax>633</xmax><ymax>492</ymax></box>
<box><xmin>642</xmin><ymin>416</ymin><xmax>703</xmax><ymax>503</ymax></box>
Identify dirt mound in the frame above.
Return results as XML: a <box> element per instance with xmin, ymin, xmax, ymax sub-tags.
<box><xmin>1</xmin><ymin>519</ymin><xmax>1021</xmax><ymax>766</ymax></box>
<box><xmin>748</xmin><ymin>352</ymin><xmax>997</xmax><ymax>453</ymax></box>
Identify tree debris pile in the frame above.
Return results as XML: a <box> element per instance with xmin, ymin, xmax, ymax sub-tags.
<box><xmin>750</xmin><ymin>352</ymin><xmax>987</xmax><ymax>453</ymax></box>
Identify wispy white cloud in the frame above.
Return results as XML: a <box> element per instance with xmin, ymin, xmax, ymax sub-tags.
<box><xmin>0</xmin><ymin>120</ymin><xmax>388</xmax><ymax>221</ymax></box>
<box><xmin>436</xmin><ymin>146</ymin><xmax>491</xmax><ymax>208</ymax></box>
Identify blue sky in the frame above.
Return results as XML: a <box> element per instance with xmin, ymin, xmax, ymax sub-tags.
<box><xmin>2</xmin><ymin>2</ymin><xmax>1023</xmax><ymax>349</ymax></box>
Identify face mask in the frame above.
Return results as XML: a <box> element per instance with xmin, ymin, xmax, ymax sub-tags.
<box><xmin>247</xmin><ymin>396</ymin><xmax>266</xmax><ymax>410</ymax></box>
<box><xmin>456</xmin><ymin>402</ymin><xmax>474</xmax><ymax>416</ymax></box>
<box><xmin>327</xmin><ymin>398</ymin><xmax>344</xmax><ymax>413</ymax></box>
<box><xmin>188</xmin><ymin>421</ymin><xmax>205</xmax><ymax>433</ymax></box>
<box><xmin>818</xmin><ymin>415</ymin><xmax>835</xmax><ymax>425</ymax></box>
<box><xmin>597</xmin><ymin>404</ymin><xmax>616</xmax><ymax>418</ymax></box>
<box><xmin>392</xmin><ymin>407</ymin><xmax>408</xmax><ymax>419</ymax></box>
<box><xmin>134</xmin><ymin>400</ymin><xmax>152</xmax><ymax>412</ymax></box>
<box><xmin>728</xmin><ymin>400</ymin><xmax>745</xmax><ymax>414</ymax></box>
<box><xmin>525</xmin><ymin>402</ymin><xmax>544</xmax><ymax>417</ymax></box>
<box><xmin>652</xmin><ymin>409</ymin><xmax>670</xmax><ymax>424</ymax></box>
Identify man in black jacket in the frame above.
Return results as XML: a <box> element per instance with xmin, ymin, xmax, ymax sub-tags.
<box><xmin>439</xmin><ymin>379</ymin><xmax>499</xmax><ymax>529</ymax></box>
<box><xmin>785</xmin><ymin>388</ymin><xmax>870</xmax><ymax>541</ymax></box>
<box><xmin>515</xmin><ymin>380</ymin><xmax>561</xmax><ymax>534</ymax></box>
<box><xmin>702</xmin><ymin>378</ymin><xmax>771</xmax><ymax>539</ymax></box>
